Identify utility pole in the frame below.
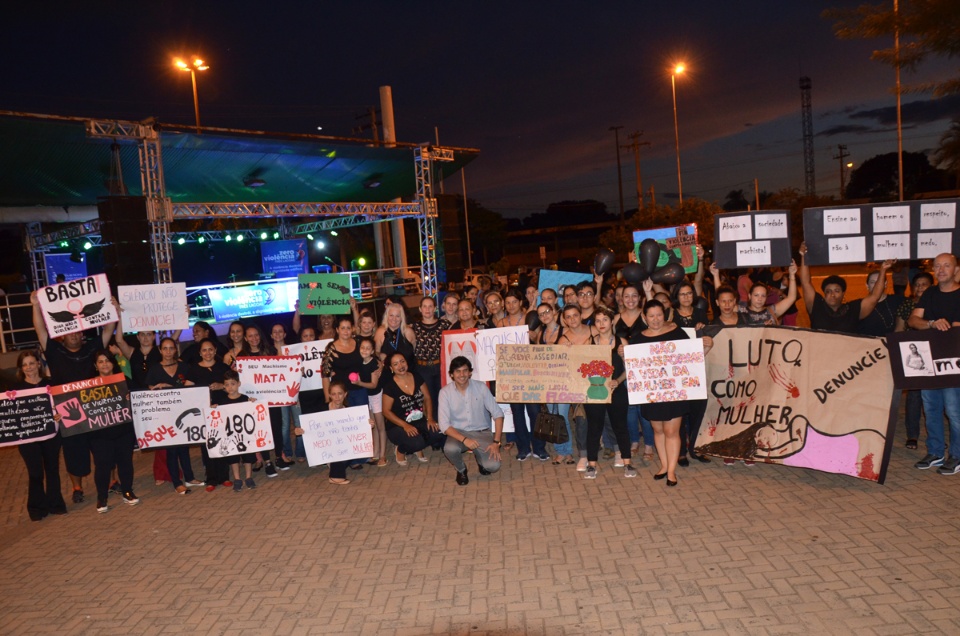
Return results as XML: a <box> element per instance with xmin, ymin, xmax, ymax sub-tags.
<box><xmin>649</xmin><ymin>185</ymin><xmax>656</xmax><ymax>209</ymax></box>
<box><xmin>622</xmin><ymin>131</ymin><xmax>651</xmax><ymax>220</ymax></box>
<box><xmin>754</xmin><ymin>178</ymin><xmax>760</xmax><ymax>210</ymax></box>
<box><xmin>609</xmin><ymin>126</ymin><xmax>625</xmax><ymax>223</ymax></box>
<box><xmin>834</xmin><ymin>144</ymin><xmax>850</xmax><ymax>200</ymax></box>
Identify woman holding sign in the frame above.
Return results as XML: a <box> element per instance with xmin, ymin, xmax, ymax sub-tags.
<box><xmin>382</xmin><ymin>353</ymin><xmax>445</xmax><ymax>464</ymax></box>
<box><xmin>616</xmin><ymin>284</ymin><xmax>655</xmax><ymax>460</ymax></box>
<box><xmin>12</xmin><ymin>350</ymin><xmax>67</xmax><ymax>521</ymax></box>
<box><xmin>192</xmin><ymin>338</ymin><xmax>233</xmax><ymax>490</ymax></box>
<box><xmin>88</xmin><ymin>351</ymin><xmax>139</xmax><ymax>513</ymax></box>
<box><xmin>221</xmin><ymin>321</ymin><xmax>246</xmax><ymax>368</ymax></box>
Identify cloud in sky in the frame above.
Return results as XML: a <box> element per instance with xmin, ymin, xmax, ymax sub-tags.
<box><xmin>850</xmin><ymin>95</ymin><xmax>960</xmax><ymax>127</ymax></box>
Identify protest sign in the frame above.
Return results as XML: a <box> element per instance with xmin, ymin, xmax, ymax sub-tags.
<box><xmin>50</xmin><ymin>373</ymin><xmax>131</xmax><ymax>437</ymax></box>
<box><xmin>695</xmin><ymin>326</ymin><xmax>896</xmax><ymax>483</ymax></box>
<box><xmin>475</xmin><ymin>326</ymin><xmax>530</xmax><ymax>382</ymax></box>
<box><xmin>281</xmin><ymin>339</ymin><xmax>332</xmax><ymax>392</ymax></box>
<box><xmin>0</xmin><ymin>387</ymin><xmax>57</xmax><ymax>448</ymax></box>
<box><xmin>441</xmin><ymin>329</ymin><xmax>478</xmax><ymax>387</ymax></box>
<box><xmin>131</xmin><ymin>387</ymin><xmax>211</xmax><ymax>449</ymax></box>
<box><xmin>713</xmin><ymin>210</ymin><xmax>792</xmax><ymax>269</ymax></box>
<box><xmin>118</xmin><ymin>283</ymin><xmax>189</xmax><ymax>333</ymax></box>
<box><xmin>299</xmin><ymin>405</ymin><xmax>372</xmax><ymax>466</ymax></box>
<box><xmin>204</xmin><ymin>400</ymin><xmax>273</xmax><ymax>459</ymax></box>
<box><xmin>495</xmin><ymin>345</ymin><xmax>612</xmax><ymax>404</ymax></box>
<box><xmin>887</xmin><ymin>329</ymin><xmax>960</xmax><ymax>390</ymax></box>
<box><xmin>206</xmin><ymin>281</ymin><xmax>298</xmax><ymax>323</ymax></box>
<box><xmin>537</xmin><ymin>270</ymin><xmax>593</xmax><ymax>307</ymax></box>
<box><xmin>235</xmin><ymin>356</ymin><xmax>302</xmax><ymax>406</ymax></box>
<box><xmin>297</xmin><ymin>273</ymin><xmax>353</xmax><ymax>314</ymax></box>
<box><xmin>802</xmin><ymin>197</ymin><xmax>959</xmax><ymax>265</ymax></box>
<box><xmin>632</xmin><ymin>224</ymin><xmax>699</xmax><ymax>274</ymax></box>
<box><xmin>624</xmin><ymin>338</ymin><xmax>707</xmax><ymax>405</ymax></box>
<box><xmin>37</xmin><ymin>273</ymin><xmax>119</xmax><ymax>337</ymax></box>
<box><xmin>261</xmin><ymin>239</ymin><xmax>308</xmax><ymax>277</ymax></box>
<box><xmin>495</xmin><ymin>403</ymin><xmax>516</xmax><ymax>433</ymax></box>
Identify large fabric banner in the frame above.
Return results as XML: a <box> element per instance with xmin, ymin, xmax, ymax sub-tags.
<box><xmin>207</xmin><ymin>281</ymin><xmax>298</xmax><ymax>323</ymax></box>
<box><xmin>624</xmin><ymin>338</ymin><xmax>707</xmax><ymax>405</ymax></box>
<box><xmin>235</xmin><ymin>356</ymin><xmax>302</xmax><ymax>406</ymax></box>
<box><xmin>495</xmin><ymin>344</ymin><xmax>612</xmax><ymax>404</ymax></box>
<box><xmin>280</xmin><ymin>339</ymin><xmax>332</xmax><ymax>392</ymax></box>
<box><xmin>205</xmin><ymin>401</ymin><xmax>273</xmax><ymax>459</ymax></box>
<box><xmin>50</xmin><ymin>374</ymin><xmax>131</xmax><ymax>437</ymax></box>
<box><xmin>299</xmin><ymin>405</ymin><xmax>373</xmax><ymax>467</ymax></box>
<box><xmin>38</xmin><ymin>274</ymin><xmax>119</xmax><ymax>337</ymax></box>
<box><xmin>475</xmin><ymin>326</ymin><xmax>530</xmax><ymax>382</ymax></box>
<box><xmin>886</xmin><ymin>328</ymin><xmax>960</xmax><ymax>390</ymax></box>
<box><xmin>131</xmin><ymin>387</ymin><xmax>211</xmax><ymax>449</ymax></box>
<box><xmin>118</xmin><ymin>283</ymin><xmax>189</xmax><ymax>333</ymax></box>
<box><xmin>297</xmin><ymin>273</ymin><xmax>353</xmax><ymax>315</ymax></box>
<box><xmin>440</xmin><ymin>329</ymin><xmax>478</xmax><ymax>387</ymax></box>
<box><xmin>0</xmin><ymin>387</ymin><xmax>57</xmax><ymax>448</ymax></box>
<box><xmin>695</xmin><ymin>326</ymin><xmax>896</xmax><ymax>483</ymax></box>
<box><xmin>260</xmin><ymin>239</ymin><xmax>308</xmax><ymax>277</ymax></box>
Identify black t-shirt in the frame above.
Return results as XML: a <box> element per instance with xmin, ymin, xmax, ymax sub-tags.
<box><xmin>44</xmin><ymin>338</ymin><xmax>101</xmax><ymax>385</ymax></box>
<box><xmin>382</xmin><ymin>371</ymin><xmax>426</xmax><ymax>430</ymax></box>
<box><xmin>916</xmin><ymin>286</ymin><xmax>960</xmax><ymax>324</ymax></box>
<box><xmin>809</xmin><ymin>294</ymin><xmax>862</xmax><ymax>334</ymax></box>
<box><xmin>180</xmin><ymin>339</ymin><xmax>230</xmax><ymax>365</ymax></box>
<box><xmin>857</xmin><ymin>295</ymin><xmax>903</xmax><ymax>337</ymax></box>
<box><xmin>192</xmin><ymin>361</ymin><xmax>232</xmax><ymax>405</ymax></box>
<box><xmin>145</xmin><ymin>362</ymin><xmax>197</xmax><ymax>389</ymax></box>
<box><xmin>220</xmin><ymin>393</ymin><xmax>250</xmax><ymax>406</ymax></box>
<box><xmin>128</xmin><ymin>346</ymin><xmax>162</xmax><ymax>390</ymax></box>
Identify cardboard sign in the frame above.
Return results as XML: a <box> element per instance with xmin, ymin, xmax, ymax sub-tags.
<box><xmin>537</xmin><ymin>270</ymin><xmax>593</xmax><ymax>308</ymax></box>
<box><xmin>37</xmin><ymin>273</ymin><xmax>119</xmax><ymax>337</ymax></box>
<box><xmin>280</xmin><ymin>339</ymin><xmax>333</xmax><ymax>392</ymax></box>
<box><xmin>118</xmin><ymin>283</ymin><xmax>189</xmax><ymax>333</ymax></box>
<box><xmin>440</xmin><ymin>329</ymin><xmax>479</xmax><ymax>387</ymax></box>
<box><xmin>131</xmin><ymin>387</ymin><xmax>211</xmax><ymax>449</ymax></box>
<box><xmin>204</xmin><ymin>400</ymin><xmax>273</xmax><ymax>458</ymax></box>
<box><xmin>695</xmin><ymin>326</ymin><xmax>896</xmax><ymax>483</ymax></box>
<box><xmin>475</xmin><ymin>326</ymin><xmax>530</xmax><ymax>382</ymax></box>
<box><xmin>297</xmin><ymin>273</ymin><xmax>353</xmax><ymax>314</ymax></box>
<box><xmin>713</xmin><ymin>210</ymin><xmax>792</xmax><ymax>269</ymax></box>
<box><xmin>494</xmin><ymin>344</ymin><xmax>612</xmax><ymax>404</ymax></box>
<box><xmin>50</xmin><ymin>373</ymin><xmax>131</xmax><ymax>437</ymax></box>
<box><xmin>299</xmin><ymin>405</ymin><xmax>372</xmax><ymax>466</ymax></box>
<box><xmin>802</xmin><ymin>198</ymin><xmax>960</xmax><ymax>265</ymax></box>
<box><xmin>235</xmin><ymin>356</ymin><xmax>302</xmax><ymax>406</ymax></box>
<box><xmin>624</xmin><ymin>338</ymin><xmax>707</xmax><ymax>405</ymax></box>
<box><xmin>0</xmin><ymin>387</ymin><xmax>57</xmax><ymax>448</ymax></box>
<box><xmin>632</xmin><ymin>224</ymin><xmax>699</xmax><ymax>274</ymax></box>
<box><xmin>887</xmin><ymin>329</ymin><xmax>960</xmax><ymax>390</ymax></box>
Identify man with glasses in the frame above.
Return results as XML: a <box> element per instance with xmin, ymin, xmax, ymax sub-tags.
<box><xmin>437</xmin><ymin>356</ymin><xmax>505</xmax><ymax>486</ymax></box>
<box><xmin>575</xmin><ymin>280</ymin><xmax>598</xmax><ymax>325</ymax></box>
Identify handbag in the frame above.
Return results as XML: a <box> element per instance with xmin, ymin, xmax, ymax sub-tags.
<box><xmin>533</xmin><ymin>407</ymin><xmax>569</xmax><ymax>444</ymax></box>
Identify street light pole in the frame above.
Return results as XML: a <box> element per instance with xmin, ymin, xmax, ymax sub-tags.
<box><xmin>671</xmin><ymin>63</ymin><xmax>685</xmax><ymax>208</ymax></box>
<box><xmin>609</xmin><ymin>125</ymin><xmax>625</xmax><ymax>223</ymax></box>
<box><xmin>174</xmin><ymin>57</ymin><xmax>209</xmax><ymax>133</ymax></box>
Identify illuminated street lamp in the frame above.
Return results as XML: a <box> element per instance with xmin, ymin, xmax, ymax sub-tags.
<box><xmin>671</xmin><ymin>63</ymin><xmax>685</xmax><ymax>207</ymax></box>
<box><xmin>174</xmin><ymin>57</ymin><xmax>209</xmax><ymax>133</ymax></box>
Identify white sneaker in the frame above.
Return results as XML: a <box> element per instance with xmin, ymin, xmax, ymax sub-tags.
<box><xmin>614</xmin><ymin>452</ymin><xmax>625</xmax><ymax>468</ymax></box>
<box><xmin>576</xmin><ymin>457</ymin><xmax>589</xmax><ymax>472</ymax></box>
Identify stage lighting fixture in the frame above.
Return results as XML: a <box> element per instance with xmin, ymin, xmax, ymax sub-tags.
<box><xmin>198</xmin><ymin>236</ymin><xmax>206</xmax><ymax>243</ymax></box>
<box><xmin>330</xmin><ymin>231</ymin><xmax>338</xmax><ymax>237</ymax></box>
<box><xmin>315</xmin><ymin>240</ymin><xmax>325</xmax><ymax>250</ymax></box>
<box><xmin>357</xmin><ymin>257</ymin><xmax>367</xmax><ymax>267</ymax></box>
<box><xmin>59</xmin><ymin>240</ymin><xmax>69</xmax><ymax>247</ymax></box>
<box><xmin>83</xmin><ymin>241</ymin><xmax>92</xmax><ymax>250</ymax></box>
<box><xmin>273</xmin><ymin>232</ymin><xmax>280</xmax><ymax>239</ymax></box>
<box><xmin>307</xmin><ymin>234</ymin><xmax>314</xmax><ymax>240</ymax></box>
<box><xmin>177</xmin><ymin>237</ymin><xmax>186</xmax><ymax>245</ymax></box>
<box><xmin>237</xmin><ymin>235</ymin><xmax>244</xmax><ymax>242</ymax></box>
<box><xmin>225</xmin><ymin>235</ymin><xmax>232</xmax><ymax>242</ymax></box>
<box><xmin>260</xmin><ymin>232</ymin><xmax>268</xmax><ymax>240</ymax></box>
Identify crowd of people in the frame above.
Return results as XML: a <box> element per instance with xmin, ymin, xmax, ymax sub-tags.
<box><xmin>11</xmin><ymin>248</ymin><xmax>960</xmax><ymax>520</ymax></box>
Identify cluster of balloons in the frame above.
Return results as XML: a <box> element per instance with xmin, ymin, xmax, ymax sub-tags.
<box><xmin>594</xmin><ymin>239</ymin><xmax>685</xmax><ymax>287</ymax></box>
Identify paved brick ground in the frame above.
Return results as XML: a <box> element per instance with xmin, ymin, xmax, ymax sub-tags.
<box><xmin>0</xmin><ymin>418</ymin><xmax>959</xmax><ymax>635</ymax></box>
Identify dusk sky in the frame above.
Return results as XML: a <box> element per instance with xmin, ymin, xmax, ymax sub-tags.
<box><xmin>3</xmin><ymin>2</ymin><xmax>956</xmax><ymax>219</ymax></box>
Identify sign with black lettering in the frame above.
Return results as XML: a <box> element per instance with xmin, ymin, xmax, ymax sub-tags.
<box><xmin>297</xmin><ymin>273</ymin><xmax>353</xmax><ymax>314</ymax></box>
<box><xmin>802</xmin><ymin>198</ymin><xmax>959</xmax><ymax>265</ymax></box>
<box><xmin>50</xmin><ymin>373</ymin><xmax>131</xmax><ymax>437</ymax></box>
<box><xmin>886</xmin><ymin>329</ymin><xmax>960</xmax><ymax>390</ymax></box>
<box><xmin>0</xmin><ymin>387</ymin><xmax>57</xmax><ymax>447</ymax></box>
<box><xmin>235</xmin><ymin>356</ymin><xmax>302</xmax><ymax>406</ymax></box>
<box><xmin>37</xmin><ymin>273</ymin><xmax>119</xmax><ymax>337</ymax></box>
<box><xmin>204</xmin><ymin>401</ymin><xmax>273</xmax><ymax>458</ymax></box>
<box><xmin>280</xmin><ymin>340</ymin><xmax>332</xmax><ymax>392</ymax></box>
<box><xmin>713</xmin><ymin>210</ymin><xmax>793</xmax><ymax>269</ymax></box>
<box><xmin>131</xmin><ymin>387</ymin><xmax>211</xmax><ymax>449</ymax></box>
<box><xmin>695</xmin><ymin>326</ymin><xmax>897</xmax><ymax>483</ymax></box>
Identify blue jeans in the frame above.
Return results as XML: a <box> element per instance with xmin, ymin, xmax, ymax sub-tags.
<box><xmin>549</xmin><ymin>403</ymin><xmax>573</xmax><ymax>456</ymax></box>
<box><xmin>627</xmin><ymin>405</ymin><xmax>654</xmax><ymax>447</ymax></box>
<box><xmin>286</xmin><ymin>404</ymin><xmax>306</xmax><ymax>458</ymax></box>
<box><xmin>921</xmin><ymin>387</ymin><xmax>960</xmax><ymax>458</ymax></box>
<box><xmin>510</xmin><ymin>403</ymin><xmax>545</xmax><ymax>457</ymax></box>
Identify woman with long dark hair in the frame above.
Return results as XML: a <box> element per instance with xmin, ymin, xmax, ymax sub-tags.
<box><xmin>88</xmin><ymin>350</ymin><xmax>139</xmax><ymax>513</ymax></box>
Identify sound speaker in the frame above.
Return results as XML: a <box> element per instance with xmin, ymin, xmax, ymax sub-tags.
<box><xmin>97</xmin><ymin>196</ymin><xmax>155</xmax><ymax>289</ymax></box>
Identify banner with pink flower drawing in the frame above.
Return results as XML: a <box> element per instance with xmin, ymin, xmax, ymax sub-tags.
<box><xmin>494</xmin><ymin>345</ymin><xmax>611</xmax><ymax>404</ymax></box>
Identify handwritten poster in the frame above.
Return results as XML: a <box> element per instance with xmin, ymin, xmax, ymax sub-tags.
<box><xmin>633</xmin><ymin>224</ymin><xmax>699</xmax><ymax>274</ymax></box>
<box><xmin>205</xmin><ymin>401</ymin><xmax>273</xmax><ymax>459</ymax></box>
<box><xmin>887</xmin><ymin>329</ymin><xmax>960</xmax><ymax>391</ymax></box>
<box><xmin>872</xmin><ymin>233</ymin><xmax>910</xmax><ymax>260</ymax></box>
<box><xmin>131</xmin><ymin>387</ymin><xmax>211</xmax><ymax>449</ymax></box>
<box><xmin>236</xmin><ymin>356</ymin><xmax>302</xmax><ymax>406</ymax></box>
<box><xmin>475</xmin><ymin>326</ymin><xmax>530</xmax><ymax>382</ymax></box>
<box><xmin>624</xmin><ymin>338</ymin><xmax>707</xmax><ymax>405</ymax></box>
<box><xmin>299</xmin><ymin>405</ymin><xmax>373</xmax><ymax>467</ymax></box>
<box><xmin>280</xmin><ymin>339</ymin><xmax>332</xmax><ymax>392</ymax></box>
<box><xmin>823</xmin><ymin>209</ymin><xmax>861</xmax><ymax>235</ymax></box>
<box><xmin>118</xmin><ymin>283</ymin><xmax>189</xmax><ymax>333</ymax></box>
<box><xmin>827</xmin><ymin>236</ymin><xmax>866</xmax><ymax>263</ymax></box>
<box><xmin>920</xmin><ymin>202</ymin><xmax>955</xmax><ymax>230</ymax></box>
<box><xmin>917</xmin><ymin>232</ymin><xmax>952</xmax><ymax>259</ymax></box>
<box><xmin>872</xmin><ymin>206</ymin><xmax>910</xmax><ymax>233</ymax></box>
<box><xmin>0</xmin><ymin>387</ymin><xmax>57</xmax><ymax>448</ymax></box>
<box><xmin>754</xmin><ymin>213</ymin><xmax>789</xmax><ymax>239</ymax></box>
<box><xmin>37</xmin><ymin>273</ymin><xmax>119</xmax><ymax>337</ymax></box>
<box><xmin>297</xmin><ymin>273</ymin><xmax>353</xmax><ymax>315</ymax></box>
<box><xmin>441</xmin><ymin>329</ymin><xmax>479</xmax><ymax>387</ymax></box>
<box><xmin>695</xmin><ymin>326</ymin><xmax>896</xmax><ymax>483</ymax></box>
<box><xmin>495</xmin><ymin>345</ymin><xmax>611</xmax><ymax>404</ymax></box>
<box><xmin>717</xmin><ymin>215</ymin><xmax>752</xmax><ymax>242</ymax></box>
<box><xmin>714</xmin><ymin>211</ymin><xmax>791</xmax><ymax>269</ymax></box>
<box><xmin>736</xmin><ymin>241</ymin><xmax>772</xmax><ymax>267</ymax></box>
<box><xmin>50</xmin><ymin>373</ymin><xmax>131</xmax><ymax>437</ymax></box>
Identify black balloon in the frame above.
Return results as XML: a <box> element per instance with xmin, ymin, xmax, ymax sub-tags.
<box><xmin>525</xmin><ymin>311</ymin><xmax>541</xmax><ymax>331</ymax></box>
<box><xmin>639</xmin><ymin>238</ymin><xmax>660</xmax><ymax>273</ymax></box>
<box><xmin>693</xmin><ymin>296</ymin><xmax>710</xmax><ymax>313</ymax></box>
<box><xmin>622</xmin><ymin>262</ymin><xmax>648</xmax><ymax>285</ymax></box>
<box><xmin>650</xmin><ymin>262</ymin><xmax>686</xmax><ymax>286</ymax></box>
<box><xmin>593</xmin><ymin>248</ymin><xmax>616</xmax><ymax>276</ymax></box>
